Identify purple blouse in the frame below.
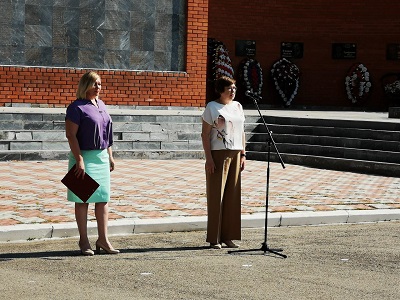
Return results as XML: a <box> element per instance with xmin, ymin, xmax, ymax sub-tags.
<box><xmin>66</xmin><ymin>99</ymin><xmax>113</xmax><ymax>150</ymax></box>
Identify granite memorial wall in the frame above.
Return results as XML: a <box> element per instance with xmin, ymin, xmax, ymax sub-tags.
<box><xmin>0</xmin><ymin>0</ymin><xmax>186</xmax><ymax>71</ymax></box>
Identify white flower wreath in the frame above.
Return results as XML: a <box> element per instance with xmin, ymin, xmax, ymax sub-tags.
<box><xmin>242</xmin><ymin>58</ymin><xmax>263</xmax><ymax>96</ymax></box>
<box><xmin>345</xmin><ymin>63</ymin><xmax>372</xmax><ymax>104</ymax></box>
<box><xmin>271</xmin><ymin>58</ymin><xmax>300</xmax><ymax>106</ymax></box>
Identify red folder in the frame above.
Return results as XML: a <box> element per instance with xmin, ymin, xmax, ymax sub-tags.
<box><xmin>61</xmin><ymin>165</ymin><xmax>99</xmax><ymax>202</ymax></box>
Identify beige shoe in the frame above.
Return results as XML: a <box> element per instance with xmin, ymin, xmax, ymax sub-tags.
<box><xmin>223</xmin><ymin>240</ymin><xmax>239</xmax><ymax>248</ymax></box>
<box><xmin>79</xmin><ymin>241</ymin><xmax>94</xmax><ymax>256</ymax></box>
<box><xmin>95</xmin><ymin>241</ymin><xmax>120</xmax><ymax>254</ymax></box>
<box><xmin>210</xmin><ymin>243</ymin><xmax>222</xmax><ymax>249</ymax></box>
<box><xmin>80</xmin><ymin>248</ymin><xmax>95</xmax><ymax>256</ymax></box>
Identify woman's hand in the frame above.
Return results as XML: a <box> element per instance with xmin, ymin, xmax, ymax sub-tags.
<box><xmin>65</xmin><ymin>119</ymin><xmax>85</xmax><ymax>178</ymax></box>
<box><xmin>74</xmin><ymin>159</ymin><xmax>85</xmax><ymax>179</ymax></box>
<box><xmin>108</xmin><ymin>147</ymin><xmax>115</xmax><ymax>172</ymax></box>
<box><xmin>201</xmin><ymin>120</ymin><xmax>216</xmax><ymax>174</ymax></box>
<box><xmin>109</xmin><ymin>157</ymin><xmax>115</xmax><ymax>172</ymax></box>
<box><xmin>240</xmin><ymin>155</ymin><xmax>246</xmax><ymax>172</ymax></box>
<box><xmin>205</xmin><ymin>159</ymin><xmax>216</xmax><ymax>174</ymax></box>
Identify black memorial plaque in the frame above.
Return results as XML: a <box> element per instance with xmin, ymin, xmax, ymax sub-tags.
<box><xmin>332</xmin><ymin>43</ymin><xmax>357</xmax><ymax>59</ymax></box>
<box><xmin>386</xmin><ymin>44</ymin><xmax>400</xmax><ymax>60</ymax></box>
<box><xmin>235</xmin><ymin>40</ymin><xmax>256</xmax><ymax>57</ymax></box>
<box><xmin>281</xmin><ymin>42</ymin><xmax>303</xmax><ymax>59</ymax></box>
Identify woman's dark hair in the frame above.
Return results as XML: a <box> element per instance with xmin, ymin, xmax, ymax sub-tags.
<box><xmin>214</xmin><ymin>76</ymin><xmax>236</xmax><ymax>94</ymax></box>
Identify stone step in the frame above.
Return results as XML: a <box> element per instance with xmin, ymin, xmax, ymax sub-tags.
<box><xmin>0</xmin><ymin>108</ymin><xmax>259</xmax><ymax>122</ymax></box>
<box><xmin>0</xmin><ymin>130</ymin><xmax>202</xmax><ymax>142</ymax></box>
<box><xmin>0</xmin><ymin>149</ymin><xmax>205</xmax><ymax>161</ymax></box>
<box><xmin>255</xmin><ymin>124</ymin><xmax>400</xmax><ymax>141</ymax></box>
<box><xmin>0</xmin><ymin>121</ymin><xmax>203</xmax><ymax>131</ymax></box>
<box><xmin>250</xmin><ymin>142</ymin><xmax>399</xmax><ymax>164</ymax></box>
<box><xmin>250</xmin><ymin>133</ymin><xmax>400</xmax><ymax>152</ymax></box>
<box><xmin>247</xmin><ymin>151</ymin><xmax>400</xmax><ymax>177</ymax></box>
<box><xmin>2</xmin><ymin>108</ymin><xmax>400</xmax><ymax>177</ymax></box>
<box><xmin>247</xmin><ymin>114</ymin><xmax>400</xmax><ymax>177</ymax></box>
<box><xmin>0</xmin><ymin>140</ymin><xmax>204</xmax><ymax>151</ymax></box>
<box><xmin>263</xmin><ymin>115</ymin><xmax>400</xmax><ymax>131</ymax></box>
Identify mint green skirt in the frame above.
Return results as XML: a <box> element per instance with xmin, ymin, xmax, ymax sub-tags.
<box><xmin>67</xmin><ymin>149</ymin><xmax>110</xmax><ymax>203</ymax></box>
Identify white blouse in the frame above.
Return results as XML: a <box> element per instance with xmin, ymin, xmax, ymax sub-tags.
<box><xmin>202</xmin><ymin>100</ymin><xmax>245</xmax><ymax>150</ymax></box>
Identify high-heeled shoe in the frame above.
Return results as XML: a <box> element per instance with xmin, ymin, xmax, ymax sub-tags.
<box><xmin>210</xmin><ymin>243</ymin><xmax>222</xmax><ymax>249</ymax></box>
<box><xmin>223</xmin><ymin>240</ymin><xmax>239</xmax><ymax>248</ymax></box>
<box><xmin>79</xmin><ymin>243</ymin><xmax>94</xmax><ymax>256</ymax></box>
<box><xmin>95</xmin><ymin>241</ymin><xmax>120</xmax><ymax>254</ymax></box>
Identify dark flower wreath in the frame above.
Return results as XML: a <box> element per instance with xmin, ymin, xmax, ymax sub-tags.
<box><xmin>211</xmin><ymin>42</ymin><xmax>234</xmax><ymax>79</ymax></box>
<box><xmin>271</xmin><ymin>58</ymin><xmax>300</xmax><ymax>106</ymax></box>
<box><xmin>345</xmin><ymin>63</ymin><xmax>372</xmax><ymax>104</ymax></box>
<box><xmin>239</xmin><ymin>58</ymin><xmax>263</xmax><ymax>98</ymax></box>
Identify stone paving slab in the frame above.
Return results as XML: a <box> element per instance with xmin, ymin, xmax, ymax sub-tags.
<box><xmin>1</xmin><ymin>159</ymin><xmax>400</xmax><ymax>229</ymax></box>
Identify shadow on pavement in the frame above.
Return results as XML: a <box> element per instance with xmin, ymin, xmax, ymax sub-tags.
<box><xmin>0</xmin><ymin>245</ymin><xmax>211</xmax><ymax>260</ymax></box>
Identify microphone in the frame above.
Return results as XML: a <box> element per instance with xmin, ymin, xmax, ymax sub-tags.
<box><xmin>245</xmin><ymin>90</ymin><xmax>262</xmax><ymax>100</ymax></box>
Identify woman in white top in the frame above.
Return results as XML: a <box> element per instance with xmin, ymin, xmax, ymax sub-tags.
<box><xmin>201</xmin><ymin>76</ymin><xmax>246</xmax><ymax>249</ymax></box>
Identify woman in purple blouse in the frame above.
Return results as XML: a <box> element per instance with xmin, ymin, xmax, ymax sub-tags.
<box><xmin>65</xmin><ymin>71</ymin><xmax>119</xmax><ymax>255</ymax></box>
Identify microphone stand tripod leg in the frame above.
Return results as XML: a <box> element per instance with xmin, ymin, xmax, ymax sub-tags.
<box><xmin>261</xmin><ymin>242</ymin><xmax>287</xmax><ymax>258</ymax></box>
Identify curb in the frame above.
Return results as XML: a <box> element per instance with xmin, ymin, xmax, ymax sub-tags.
<box><xmin>1</xmin><ymin>209</ymin><xmax>400</xmax><ymax>243</ymax></box>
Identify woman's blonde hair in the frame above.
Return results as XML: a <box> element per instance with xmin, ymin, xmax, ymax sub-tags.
<box><xmin>76</xmin><ymin>71</ymin><xmax>101</xmax><ymax>99</ymax></box>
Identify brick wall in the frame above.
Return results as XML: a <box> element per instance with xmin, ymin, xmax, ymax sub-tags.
<box><xmin>208</xmin><ymin>0</ymin><xmax>400</xmax><ymax>110</ymax></box>
<box><xmin>0</xmin><ymin>0</ymin><xmax>209</xmax><ymax>108</ymax></box>
<box><xmin>3</xmin><ymin>1</ymin><xmax>399</xmax><ymax>110</ymax></box>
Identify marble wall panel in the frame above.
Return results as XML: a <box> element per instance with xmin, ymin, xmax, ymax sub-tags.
<box><xmin>54</xmin><ymin>0</ymin><xmax>80</xmax><ymax>7</ymax></box>
<box><xmin>104</xmin><ymin>30</ymin><xmax>130</xmax><ymax>51</ymax></box>
<box><xmin>105</xmin><ymin>0</ymin><xmax>132</xmax><ymax>11</ymax></box>
<box><xmin>131</xmin><ymin>51</ymin><xmax>154</xmax><ymax>71</ymax></box>
<box><xmin>104</xmin><ymin>10</ymin><xmax>130</xmax><ymax>31</ymax></box>
<box><xmin>25</xmin><ymin>4</ymin><xmax>52</xmax><ymax>26</ymax></box>
<box><xmin>0</xmin><ymin>0</ymin><xmax>186</xmax><ymax>71</ymax></box>
<box><xmin>104</xmin><ymin>50</ymin><xmax>130</xmax><ymax>70</ymax></box>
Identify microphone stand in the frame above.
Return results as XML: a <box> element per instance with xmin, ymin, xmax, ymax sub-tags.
<box><xmin>229</xmin><ymin>93</ymin><xmax>287</xmax><ymax>258</ymax></box>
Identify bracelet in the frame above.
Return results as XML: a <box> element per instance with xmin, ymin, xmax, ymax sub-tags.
<box><xmin>240</xmin><ymin>153</ymin><xmax>246</xmax><ymax>157</ymax></box>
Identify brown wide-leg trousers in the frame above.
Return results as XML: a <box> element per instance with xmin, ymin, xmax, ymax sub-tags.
<box><xmin>206</xmin><ymin>150</ymin><xmax>242</xmax><ymax>244</ymax></box>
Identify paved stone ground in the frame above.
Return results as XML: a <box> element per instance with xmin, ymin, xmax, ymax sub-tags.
<box><xmin>1</xmin><ymin>159</ymin><xmax>400</xmax><ymax>226</ymax></box>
